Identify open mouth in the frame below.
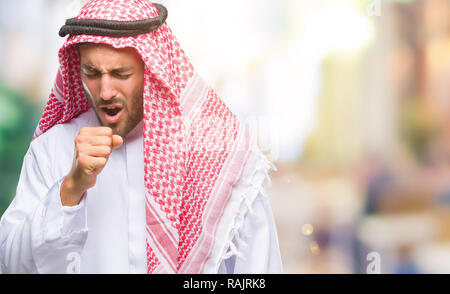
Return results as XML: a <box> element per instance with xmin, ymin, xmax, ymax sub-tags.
<box><xmin>100</xmin><ymin>104</ymin><xmax>124</xmax><ymax>124</ymax></box>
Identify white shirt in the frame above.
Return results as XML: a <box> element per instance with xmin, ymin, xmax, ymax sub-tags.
<box><xmin>0</xmin><ymin>108</ymin><xmax>282</xmax><ymax>274</ymax></box>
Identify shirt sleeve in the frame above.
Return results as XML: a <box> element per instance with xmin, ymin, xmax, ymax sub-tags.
<box><xmin>218</xmin><ymin>190</ymin><xmax>283</xmax><ymax>274</ymax></box>
<box><xmin>0</xmin><ymin>148</ymin><xmax>88</xmax><ymax>274</ymax></box>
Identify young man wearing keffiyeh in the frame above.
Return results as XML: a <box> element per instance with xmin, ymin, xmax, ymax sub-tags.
<box><xmin>0</xmin><ymin>0</ymin><xmax>282</xmax><ymax>274</ymax></box>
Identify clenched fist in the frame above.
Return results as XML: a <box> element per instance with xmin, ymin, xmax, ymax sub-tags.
<box><xmin>60</xmin><ymin>127</ymin><xmax>123</xmax><ymax>206</ymax></box>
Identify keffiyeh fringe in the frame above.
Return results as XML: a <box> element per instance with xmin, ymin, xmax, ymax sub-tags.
<box><xmin>215</xmin><ymin>150</ymin><xmax>277</xmax><ymax>270</ymax></box>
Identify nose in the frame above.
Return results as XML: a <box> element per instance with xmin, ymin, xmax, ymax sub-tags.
<box><xmin>99</xmin><ymin>75</ymin><xmax>117</xmax><ymax>101</ymax></box>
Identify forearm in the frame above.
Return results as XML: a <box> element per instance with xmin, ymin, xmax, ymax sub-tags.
<box><xmin>60</xmin><ymin>174</ymin><xmax>86</xmax><ymax>207</ymax></box>
<box><xmin>0</xmin><ymin>176</ymin><xmax>88</xmax><ymax>274</ymax></box>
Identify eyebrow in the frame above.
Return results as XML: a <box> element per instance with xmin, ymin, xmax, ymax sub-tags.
<box><xmin>81</xmin><ymin>64</ymin><xmax>134</xmax><ymax>74</ymax></box>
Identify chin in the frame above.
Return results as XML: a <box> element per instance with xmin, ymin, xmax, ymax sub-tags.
<box><xmin>111</xmin><ymin>125</ymin><xmax>128</xmax><ymax>137</ymax></box>
<box><xmin>112</xmin><ymin>122</ymin><xmax>137</xmax><ymax>138</ymax></box>
<box><xmin>97</xmin><ymin>111</ymin><xmax>140</xmax><ymax>138</ymax></box>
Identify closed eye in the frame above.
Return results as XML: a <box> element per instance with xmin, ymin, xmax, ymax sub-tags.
<box><xmin>85</xmin><ymin>73</ymin><xmax>101</xmax><ymax>79</ymax></box>
<box><xmin>81</xmin><ymin>65</ymin><xmax>101</xmax><ymax>79</ymax></box>
<box><xmin>81</xmin><ymin>65</ymin><xmax>134</xmax><ymax>79</ymax></box>
<box><xmin>113</xmin><ymin>72</ymin><xmax>132</xmax><ymax>79</ymax></box>
<box><xmin>112</xmin><ymin>67</ymin><xmax>134</xmax><ymax>80</ymax></box>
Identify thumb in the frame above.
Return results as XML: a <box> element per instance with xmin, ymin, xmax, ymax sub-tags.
<box><xmin>112</xmin><ymin>135</ymin><xmax>124</xmax><ymax>150</ymax></box>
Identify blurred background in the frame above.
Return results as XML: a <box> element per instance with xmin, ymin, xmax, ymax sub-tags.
<box><xmin>0</xmin><ymin>0</ymin><xmax>449</xmax><ymax>273</ymax></box>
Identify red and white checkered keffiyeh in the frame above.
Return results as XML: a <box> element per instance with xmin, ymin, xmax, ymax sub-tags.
<box><xmin>33</xmin><ymin>0</ymin><xmax>253</xmax><ymax>273</ymax></box>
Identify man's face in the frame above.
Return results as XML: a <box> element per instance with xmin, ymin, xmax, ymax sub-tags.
<box><xmin>78</xmin><ymin>43</ymin><xmax>145</xmax><ymax>138</ymax></box>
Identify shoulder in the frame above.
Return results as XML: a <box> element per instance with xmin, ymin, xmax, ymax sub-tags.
<box><xmin>30</xmin><ymin>108</ymin><xmax>98</xmax><ymax>153</ymax></box>
<box><xmin>26</xmin><ymin>109</ymin><xmax>99</xmax><ymax>173</ymax></box>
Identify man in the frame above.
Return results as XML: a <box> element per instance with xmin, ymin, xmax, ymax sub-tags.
<box><xmin>0</xmin><ymin>0</ymin><xmax>282</xmax><ymax>274</ymax></box>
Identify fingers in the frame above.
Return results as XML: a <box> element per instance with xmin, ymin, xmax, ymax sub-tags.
<box><xmin>76</xmin><ymin>144</ymin><xmax>112</xmax><ymax>157</ymax></box>
<box><xmin>75</xmin><ymin>127</ymin><xmax>123</xmax><ymax>161</ymax></box>
<box><xmin>79</xmin><ymin>126</ymin><xmax>113</xmax><ymax>136</ymax></box>
<box><xmin>76</xmin><ymin>127</ymin><xmax>123</xmax><ymax>151</ymax></box>
<box><xmin>77</xmin><ymin>153</ymin><xmax>107</xmax><ymax>173</ymax></box>
<box><xmin>112</xmin><ymin>135</ymin><xmax>123</xmax><ymax>150</ymax></box>
<box><xmin>76</xmin><ymin>135</ymin><xmax>112</xmax><ymax>147</ymax></box>
<box><xmin>70</xmin><ymin>127</ymin><xmax>120</xmax><ymax>191</ymax></box>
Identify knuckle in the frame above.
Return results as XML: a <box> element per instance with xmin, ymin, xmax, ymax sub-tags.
<box><xmin>105</xmin><ymin>136</ymin><xmax>112</xmax><ymax>146</ymax></box>
<box><xmin>77</xmin><ymin>153</ymin><xmax>87</xmax><ymax>166</ymax></box>
<box><xmin>104</xmin><ymin>146</ymin><xmax>112</xmax><ymax>154</ymax></box>
<box><xmin>98</xmin><ymin>157</ymin><xmax>107</xmax><ymax>166</ymax></box>
<box><xmin>76</xmin><ymin>142</ymin><xmax>86</xmax><ymax>154</ymax></box>
<box><xmin>79</xmin><ymin>127</ymin><xmax>88</xmax><ymax>135</ymax></box>
<box><xmin>102</xmin><ymin>127</ymin><xmax>112</xmax><ymax>136</ymax></box>
<box><xmin>75</xmin><ymin>135</ymin><xmax>84</xmax><ymax>146</ymax></box>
